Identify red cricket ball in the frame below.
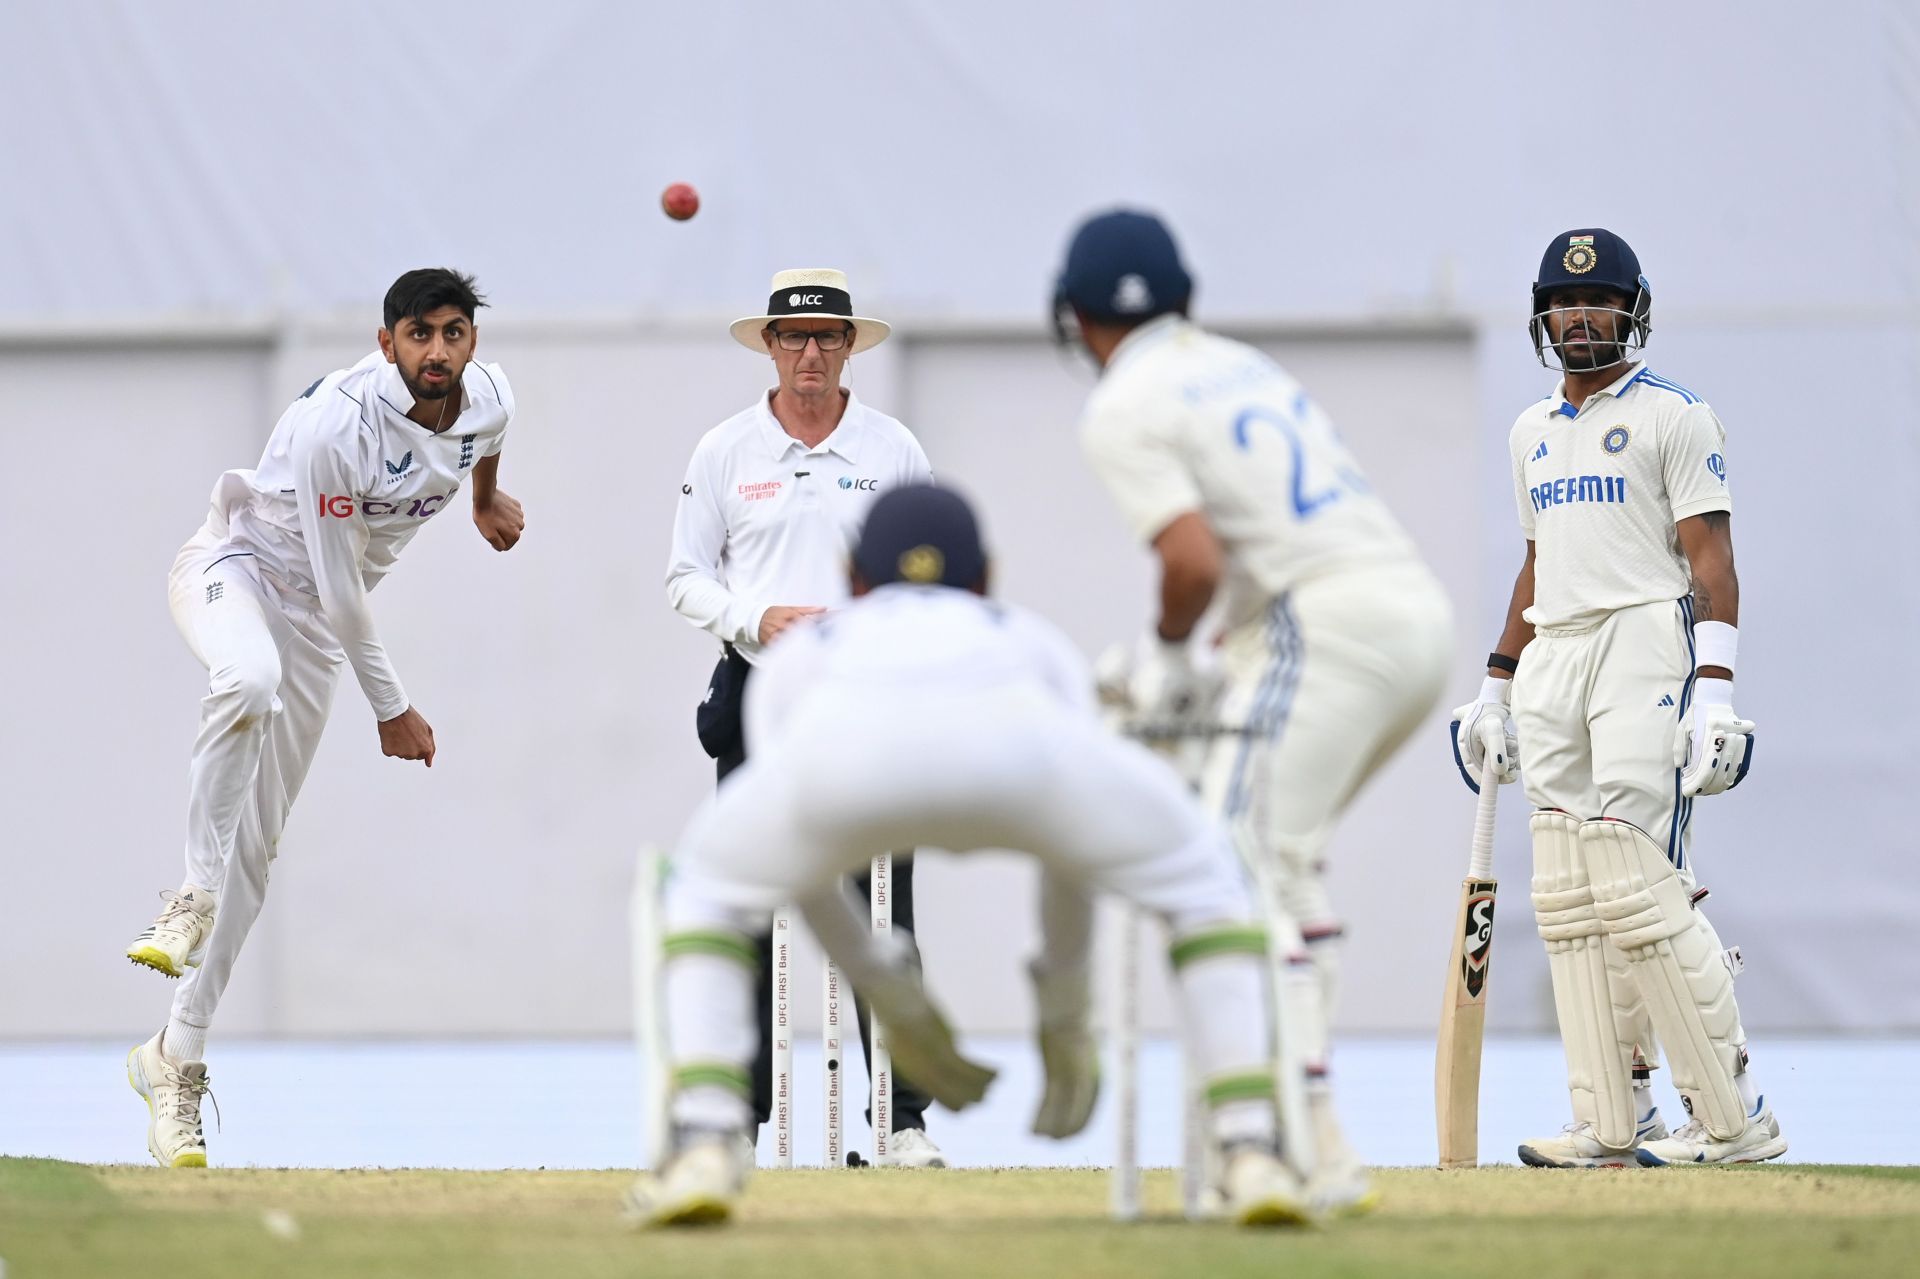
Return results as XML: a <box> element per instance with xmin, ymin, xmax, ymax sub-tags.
<box><xmin>661</xmin><ymin>182</ymin><xmax>700</xmax><ymax>221</ymax></box>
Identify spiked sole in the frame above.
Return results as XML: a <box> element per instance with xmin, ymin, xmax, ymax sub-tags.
<box><xmin>127</xmin><ymin>947</ymin><xmax>185</xmax><ymax>977</ymax></box>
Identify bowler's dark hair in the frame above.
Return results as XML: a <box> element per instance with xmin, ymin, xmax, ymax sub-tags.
<box><xmin>383</xmin><ymin>268</ymin><xmax>487</xmax><ymax>331</ymax></box>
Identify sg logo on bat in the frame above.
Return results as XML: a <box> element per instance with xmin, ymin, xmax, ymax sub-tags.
<box><xmin>1460</xmin><ymin>883</ymin><xmax>1496</xmax><ymax>999</ymax></box>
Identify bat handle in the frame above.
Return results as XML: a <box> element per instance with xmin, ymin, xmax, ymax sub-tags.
<box><xmin>1468</xmin><ymin>721</ymin><xmax>1502</xmax><ymax>881</ymax></box>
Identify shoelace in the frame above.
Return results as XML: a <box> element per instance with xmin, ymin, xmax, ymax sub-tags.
<box><xmin>1667</xmin><ymin>1117</ymin><xmax>1708</xmax><ymax>1142</ymax></box>
<box><xmin>154</xmin><ymin>891</ymin><xmax>203</xmax><ymax>933</ymax></box>
<box><xmin>159</xmin><ymin>1061</ymin><xmax>222</xmax><ymax>1136</ymax></box>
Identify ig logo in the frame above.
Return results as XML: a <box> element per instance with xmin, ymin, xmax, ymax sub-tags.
<box><xmin>1706</xmin><ymin>453</ymin><xmax>1727</xmax><ymax>482</ymax></box>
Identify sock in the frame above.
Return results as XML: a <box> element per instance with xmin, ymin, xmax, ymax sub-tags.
<box><xmin>1631</xmin><ymin>1066</ymin><xmax>1655</xmax><ymax>1121</ymax></box>
<box><xmin>666</xmin><ymin>949</ymin><xmax>756</xmax><ymax>1133</ymax></box>
<box><xmin>163</xmin><ymin>1018</ymin><xmax>207</xmax><ymax>1064</ymax></box>
<box><xmin>1172</xmin><ymin>942</ymin><xmax>1278</xmax><ymax>1151</ymax></box>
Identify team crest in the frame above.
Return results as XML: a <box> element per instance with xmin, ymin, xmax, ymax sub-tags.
<box><xmin>1563</xmin><ymin>234</ymin><xmax>1597</xmax><ymax>275</ymax></box>
<box><xmin>898</xmin><ymin>545</ymin><xmax>944</xmax><ymax>584</ymax></box>
<box><xmin>1603</xmin><ymin>425</ymin><xmax>1630</xmax><ymax>454</ymax></box>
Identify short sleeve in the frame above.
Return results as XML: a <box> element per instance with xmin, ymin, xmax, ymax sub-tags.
<box><xmin>1511</xmin><ymin>430</ymin><xmax>1537</xmax><ymax>538</ymax></box>
<box><xmin>1663</xmin><ymin>403</ymin><xmax>1733</xmax><ymax>522</ymax></box>
<box><xmin>1079</xmin><ymin>396</ymin><xmax>1203</xmax><ymax>544</ymax></box>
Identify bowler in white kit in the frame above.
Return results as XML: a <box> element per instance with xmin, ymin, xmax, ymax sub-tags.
<box><xmin>1057</xmin><ymin>209</ymin><xmax>1453</xmax><ymax>1211</ymax></box>
<box><xmin>632</xmin><ymin>486</ymin><xmax>1310</xmax><ymax>1229</ymax></box>
<box><xmin>1450</xmin><ymin>227</ymin><xmax>1784</xmax><ymax>1167</ymax></box>
<box><xmin>122</xmin><ymin>269</ymin><xmax>526</xmax><ymax>1167</ymax></box>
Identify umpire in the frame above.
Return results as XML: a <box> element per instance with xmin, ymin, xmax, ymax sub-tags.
<box><xmin>666</xmin><ymin>268</ymin><xmax>944</xmax><ymax>1167</ymax></box>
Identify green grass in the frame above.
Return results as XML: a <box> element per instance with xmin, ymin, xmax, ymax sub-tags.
<box><xmin>2</xmin><ymin>1158</ymin><xmax>1916</xmax><ymax>1278</ymax></box>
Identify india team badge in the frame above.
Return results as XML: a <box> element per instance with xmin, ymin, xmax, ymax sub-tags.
<box><xmin>1564</xmin><ymin>235</ymin><xmax>1597</xmax><ymax>275</ymax></box>
<box><xmin>1603</xmin><ymin>425</ymin><xmax>1631</xmax><ymax>454</ymax></box>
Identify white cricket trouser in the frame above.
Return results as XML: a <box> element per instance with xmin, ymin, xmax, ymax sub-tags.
<box><xmin>1200</xmin><ymin>563</ymin><xmax>1453</xmax><ymax>955</ymax></box>
<box><xmin>665</xmin><ymin>682</ymin><xmax>1273</xmax><ymax>1134</ymax></box>
<box><xmin>1513</xmin><ymin>597</ymin><xmax>1696</xmax><ymax>867</ymax></box>
<box><xmin>166</xmin><ymin>524</ymin><xmax>344</xmax><ymax>1034</ymax></box>
<box><xmin>1513</xmin><ymin>597</ymin><xmax>1746</xmax><ymax>1099</ymax></box>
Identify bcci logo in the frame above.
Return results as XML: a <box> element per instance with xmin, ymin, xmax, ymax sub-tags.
<box><xmin>1112</xmin><ymin>273</ymin><xmax>1154</xmax><ymax>314</ymax></box>
<box><xmin>1603</xmin><ymin>426</ymin><xmax>1630</xmax><ymax>455</ymax></box>
<box><xmin>1563</xmin><ymin>234</ymin><xmax>1597</xmax><ymax>275</ymax></box>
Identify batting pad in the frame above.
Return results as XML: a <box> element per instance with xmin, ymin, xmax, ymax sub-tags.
<box><xmin>1583</xmin><ymin>819</ymin><xmax>1748</xmax><ymax>1140</ymax></box>
<box><xmin>1530</xmin><ymin>810</ymin><xmax>1636</xmax><ymax>1150</ymax></box>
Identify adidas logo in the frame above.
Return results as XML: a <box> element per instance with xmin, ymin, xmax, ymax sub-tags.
<box><xmin>1531</xmin><ymin>440</ymin><xmax>1550</xmax><ymax>461</ymax></box>
<box><xmin>1658</xmin><ymin>693</ymin><xmax>1675</xmax><ymax>707</ymax></box>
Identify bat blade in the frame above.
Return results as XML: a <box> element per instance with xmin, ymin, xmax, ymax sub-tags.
<box><xmin>1435</xmin><ymin>875</ymin><xmax>1497</xmax><ymax>1169</ymax></box>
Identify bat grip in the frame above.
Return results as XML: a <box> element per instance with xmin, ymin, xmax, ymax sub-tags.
<box><xmin>1468</xmin><ymin>721</ymin><xmax>1502</xmax><ymax>881</ymax></box>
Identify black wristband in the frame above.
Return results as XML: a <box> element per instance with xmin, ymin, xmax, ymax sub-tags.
<box><xmin>1486</xmin><ymin>652</ymin><xmax>1519</xmax><ymax>674</ymax></box>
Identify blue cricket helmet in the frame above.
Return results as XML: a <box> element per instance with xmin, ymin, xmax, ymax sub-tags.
<box><xmin>1052</xmin><ymin>209</ymin><xmax>1194</xmax><ymax>339</ymax></box>
<box><xmin>1529</xmin><ymin>227</ymin><xmax>1652</xmax><ymax>372</ymax></box>
<box><xmin>852</xmin><ymin>484</ymin><xmax>989</xmax><ymax>590</ymax></box>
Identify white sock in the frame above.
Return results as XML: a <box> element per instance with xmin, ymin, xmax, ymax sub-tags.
<box><xmin>1632</xmin><ymin>1077</ymin><xmax>1655</xmax><ymax>1120</ymax></box>
<box><xmin>163</xmin><ymin>1018</ymin><xmax>207</xmax><ymax>1064</ymax></box>
<box><xmin>1175</xmin><ymin>948</ymin><xmax>1278</xmax><ymax>1150</ymax></box>
<box><xmin>666</xmin><ymin>950</ymin><xmax>756</xmax><ymax>1133</ymax></box>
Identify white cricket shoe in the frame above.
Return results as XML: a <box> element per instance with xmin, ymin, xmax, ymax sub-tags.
<box><xmin>1220</xmin><ymin>1145</ymin><xmax>1313</xmax><ymax>1227</ymax></box>
<box><xmin>627</xmin><ymin>1130</ymin><xmax>751</xmax><ymax>1228</ymax></box>
<box><xmin>1517</xmin><ymin>1109</ymin><xmax>1665</xmax><ymax>1169</ymax></box>
<box><xmin>127</xmin><ymin>887</ymin><xmax>217</xmax><ymax>978</ymax></box>
<box><xmin>1306</xmin><ymin>1099</ymin><xmax>1379</xmax><ymax>1216</ymax></box>
<box><xmin>1638</xmin><ymin>1099</ymin><xmax>1786</xmax><ymax>1166</ymax></box>
<box><xmin>877</xmin><ymin>1127</ymin><xmax>947</xmax><ymax>1168</ymax></box>
<box><xmin>127</xmin><ymin>1030</ymin><xmax>214</xmax><ymax>1168</ymax></box>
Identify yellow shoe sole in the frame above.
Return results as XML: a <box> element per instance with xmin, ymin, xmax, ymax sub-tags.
<box><xmin>1234</xmin><ymin>1197</ymin><xmax>1314</xmax><ymax>1228</ymax></box>
<box><xmin>654</xmin><ymin>1195</ymin><xmax>733</xmax><ymax>1227</ymax></box>
<box><xmin>127</xmin><ymin>947</ymin><xmax>184</xmax><ymax>978</ymax></box>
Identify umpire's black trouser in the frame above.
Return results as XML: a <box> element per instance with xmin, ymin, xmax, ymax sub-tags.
<box><xmin>700</xmin><ymin>646</ymin><xmax>931</xmax><ymax>1137</ymax></box>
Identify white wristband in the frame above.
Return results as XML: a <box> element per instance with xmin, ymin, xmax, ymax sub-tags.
<box><xmin>1477</xmin><ymin>673</ymin><xmax>1512</xmax><ymax>705</ymax></box>
<box><xmin>1693</xmin><ymin>621</ymin><xmax>1738</xmax><ymax>674</ymax></box>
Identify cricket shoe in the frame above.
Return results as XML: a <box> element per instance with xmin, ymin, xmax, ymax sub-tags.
<box><xmin>127</xmin><ymin>1030</ymin><xmax>215</xmax><ymax>1167</ymax></box>
<box><xmin>1517</xmin><ymin>1112</ymin><xmax>1663</xmax><ymax>1169</ymax></box>
<box><xmin>1306</xmin><ymin>1100</ymin><xmax>1379</xmax><ymax>1216</ymax></box>
<box><xmin>127</xmin><ymin>886</ymin><xmax>217</xmax><ymax>978</ymax></box>
<box><xmin>1637</xmin><ymin>1099</ymin><xmax>1786</xmax><ymax>1166</ymax></box>
<box><xmin>877</xmin><ymin>1127</ymin><xmax>947</xmax><ymax>1168</ymax></box>
<box><xmin>627</xmin><ymin>1128</ymin><xmax>751</xmax><ymax>1228</ymax></box>
<box><xmin>1220</xmin><ymin>1144</ymin><xmax>1314</xmax><ymax>1227</ymax></box>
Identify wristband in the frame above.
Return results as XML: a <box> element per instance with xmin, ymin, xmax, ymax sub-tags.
<box><xmin>1693</xmin><ymin>621</ymin><xmax>1737</xmax><ymax>674</ymax></box>
<box><xmin>1487</xmin><ymin>652</ymin><xmax>1518</xmax><ymax>675</ymax></box>
<box><xmin>1477</xmin><ymin>674</ymin><xmax>1511</xmax><ymax>706</ymax></box>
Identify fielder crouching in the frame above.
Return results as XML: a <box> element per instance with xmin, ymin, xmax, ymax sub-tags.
<box><xmin>1451</xmin><ymin>227</ymin><xmax>1784</xmax><ymax>1168</ymax></box>
<box><xmin>631</xmin><ymin>486</ymin><xmax>1311</xmax><ymax>1229</ymax></box>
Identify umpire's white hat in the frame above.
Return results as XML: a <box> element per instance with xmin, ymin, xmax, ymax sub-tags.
<box><xmin>729</xmin><ymin>268</ymin><xmax>891</xmax><ymax>354</ymax></box>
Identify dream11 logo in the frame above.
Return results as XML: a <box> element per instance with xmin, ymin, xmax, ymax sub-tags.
<box><xmin>318</xmin><ymin>494</ymin><xmax>451</xmax><ymax>519</ymax></box>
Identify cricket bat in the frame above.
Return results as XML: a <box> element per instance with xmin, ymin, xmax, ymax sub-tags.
<box><xmin>1434</xmin><ymin>726</ymin><xmax>1503</xmax><ymax>1169</ymax></box>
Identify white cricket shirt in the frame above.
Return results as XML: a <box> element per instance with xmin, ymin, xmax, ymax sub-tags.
<box><xmin>1509</xmin><ymin>362</ymin><xmax>1731</xmax><ymax>631</ymax></box>
<box><xmin>743</xmin><ymin>584</ymin><xmax>1095</xmax><ymax>754</ymax></box>
<box><xmin>202</xmin><ymin>351</ymin><xmax>512</xmax><ymax>718</ymax></box>
<box><xmin>1079</xmin><ymin>316</ymin><xmax>1421</xmax><ymax>631</ymax></box>
<box><xmin>666</xmin><ymin>390</ymin><xmax>933</xmax><ymax>662</ymax></box>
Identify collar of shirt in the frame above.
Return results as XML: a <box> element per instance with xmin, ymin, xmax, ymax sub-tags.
<box><xmin>753</xmin><ymin>388</ymin><xmax>867</xmax><ymax>463</ymax></box>
<box><xmin>1101</xmin><ymin>313</ymin><xmax>1189</xmax><ymax>377</ymax></box>
<box><xmin>1545</xmin><ymin>360</ymin><xmax>1645</xmax><ymax>420</ymax></box>
<box><xmin>374</xmin><ymin>356</ymin><xmax>475</xmax><ymax>427</ymax></box>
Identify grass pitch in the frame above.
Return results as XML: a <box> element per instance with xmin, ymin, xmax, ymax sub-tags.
<box><xmin>3</xmin><ymin>1158</ymin><xmax>1915</xmax><ymax>1278</ymax></box>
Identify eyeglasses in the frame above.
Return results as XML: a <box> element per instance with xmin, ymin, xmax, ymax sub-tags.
<box><xmin>769</xmin><ymin>326</ymin><xmax>853</xmax><ymax>352</ymax></box>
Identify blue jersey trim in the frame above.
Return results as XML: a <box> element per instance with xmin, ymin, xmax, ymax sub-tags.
<box><xmin>1629</xmin><ymin>368</ymin><xmax>1701</xmax><ymax>405</ymax></box>
<box><xmin>1669</xmin><ymin>596</ymin><xmax>1698</xmax><ymax>868</ymax></box>
<box><xmin>1224</xmin><ymin>596</ymin><xmax>1302</xmax><ymax>820</ymax></box>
